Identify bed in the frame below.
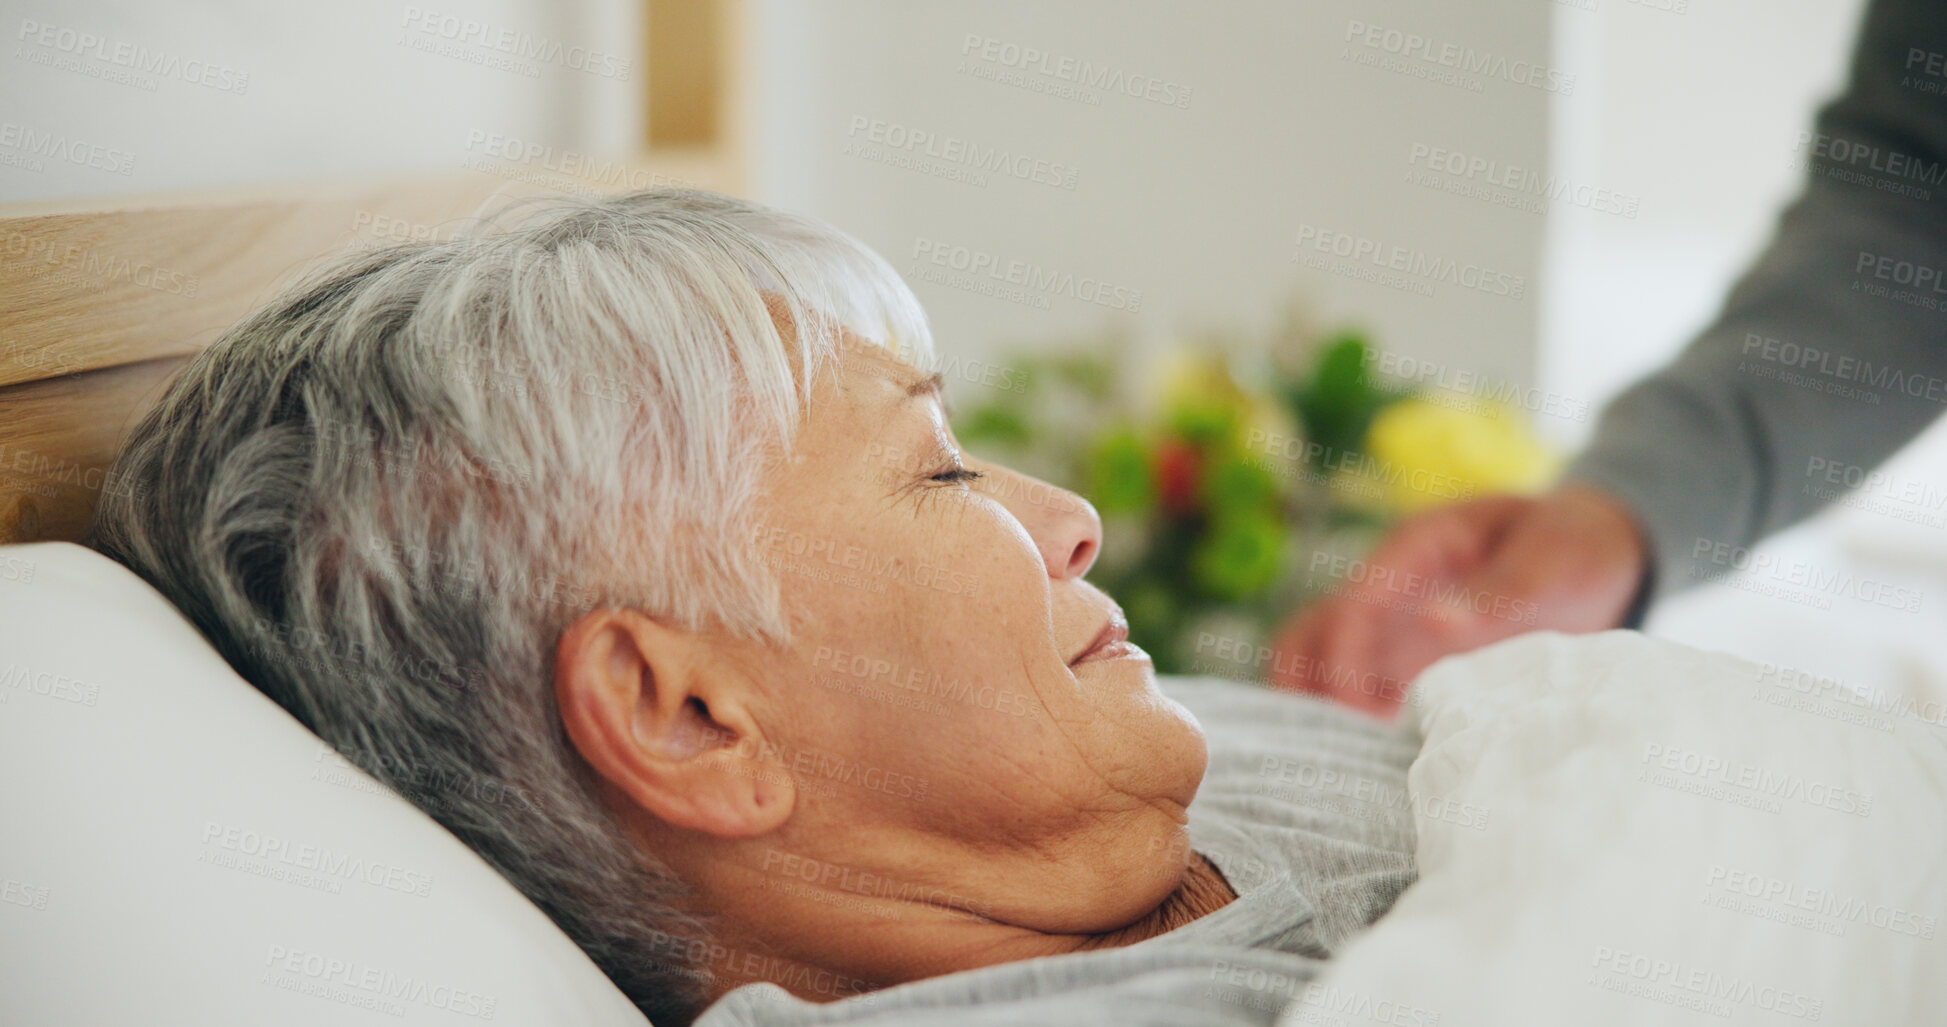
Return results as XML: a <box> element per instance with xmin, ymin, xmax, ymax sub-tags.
<box><xmin>6</xmin><ymin>176</ymin><xmax>1947</xmax><ymax>1026</ymax></box>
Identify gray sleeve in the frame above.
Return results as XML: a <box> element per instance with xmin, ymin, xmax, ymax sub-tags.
<box><xmin>1564</xmin><ymin>0</ymin><xmax>1947</xmax><ymax>605</ymax></box>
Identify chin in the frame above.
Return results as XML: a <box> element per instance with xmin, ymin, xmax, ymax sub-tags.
<box><xmin>1107</xmin><ymin>820</ymin><xmax>1205</xmax><ymax>926</ymax></box>
<box><xmin>1150</xmin><ymin>694</ymin><xmax>1210</xmax><ymax>811</ymax></box>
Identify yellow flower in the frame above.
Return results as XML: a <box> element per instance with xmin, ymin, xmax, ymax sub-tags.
<box><xmin>1154</xmin><ymin>349</ymin><xmax>1299</xmax><ymax>458</ymax></box>
<box><xmin>1155</xmin><ymin>349</ymin><xmax>1232</xmax><ymax>409</ymax></box>
<box><xmin>1357</xmin><ymin>396</ymin><xmax>1559</xmax><ymax>513</ymax></box>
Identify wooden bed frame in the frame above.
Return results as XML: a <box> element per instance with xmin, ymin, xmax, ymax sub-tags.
<box><xmin>0</xmin><ymin>1</ymin><xmax>746</xmax><ymax>546</ymax></box>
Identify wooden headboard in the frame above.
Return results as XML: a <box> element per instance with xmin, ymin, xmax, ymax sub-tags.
<box><xmin>0</xmin><ymin>153</ymin><xmax>737</xmax><ymax>545</ymax></box>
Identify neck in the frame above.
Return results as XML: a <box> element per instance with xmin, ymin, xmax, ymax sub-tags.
<box><xmin>1068</xmin><ymin>851</ymin><xmax>1238</xmax><ymax>951</ymax></box>
<box><xmin>696</xmin><ymin>851</ymin><xmax>1238</xmax><ymax>1008</ymax></box>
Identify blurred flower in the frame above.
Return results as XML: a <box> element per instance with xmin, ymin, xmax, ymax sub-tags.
<box><xmin>1157</xmin><ymin>349</ymin><xmax>1301</xmax><ymax>459</ymax></box>
<box><xmin>1288</xmin><ymin>331</ymin><xmax>1406</xmax><ymax>462</ymax></box>
<box><xmin>1088</xmin><ymin>427</ymin><xmax>1156</xmax><ymax>515</ymax></box>
<box><xmin>1157</xmin><ymin>350</ymin><xmax>1241</xmax><ymax>447</ymax></box>
<box><xmin>1358</xmin><ymin>396</ymin><xmax>1560</xmax><ymax>513</ymax></box>
<box><xmin>1152</xmin><ymin>439</ymin><xmax>1202</xmax><ymax>515</ymax></box>
<box><xmin>1191</xmin><ymin>507</ymin><xmax>1285</xmax><ymax>600</ymax></box>
<box><xmin>1197</xmin><ymin>453</ymin><xmax>1278</xmax><ymax>514</ymax></box>
<box><xmin>949</xmin><ymin>314</ymin><xmax>1554</xmax><ymax>675</ymax></box>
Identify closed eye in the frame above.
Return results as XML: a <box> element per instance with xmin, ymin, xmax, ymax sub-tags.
<box><xmin>930</xmin><ymin>467</ymin><xmax>984</xmax><ymax>485</ymax></box>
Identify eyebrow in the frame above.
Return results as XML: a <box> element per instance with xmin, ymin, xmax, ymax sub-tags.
<box><xmin>904</xmin><ymin>371</ymin><xmax>945</xmax><ymax>398</ymax></box>
<box><xmin>903</xmin><ymin>371</ymin><xmax>953</xmax><ymax>415</ymax></box>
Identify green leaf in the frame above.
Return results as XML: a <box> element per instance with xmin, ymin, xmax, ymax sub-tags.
<box><xmin>1087</xmin><ymin>428</ymin><xmax>1155</xmax><ymax>514</ymax></box>
<box><xmin>1288</xmin><ymin>332</ymin><xmax>1407</xmax><ymax>462</ymax></box>
<box><xmin>1189</xmin><ymin>510</ymin><xmax>1286</xmax><ymax>601</ymax></box>
<box><xmin>1197</xmin><ymin>454</ymin><xmax>1279</xmax><ymax>516</ymax></box>
<box><xmin>1170</xmin><ymin>402</ymin><xmax>1235</xmax><ymax>448</ymax></box>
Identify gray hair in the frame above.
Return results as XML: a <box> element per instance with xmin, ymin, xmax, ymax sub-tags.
<box><xmin>88</xmin><ymin>188</ymin><xmax>934</xmax><ymax>1025</ymax></box>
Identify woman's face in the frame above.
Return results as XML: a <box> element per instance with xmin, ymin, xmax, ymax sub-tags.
<box><xmin>729</xmin><ymin>329</ymin><xmax>1210</xmax><ymax>935</ymax></box>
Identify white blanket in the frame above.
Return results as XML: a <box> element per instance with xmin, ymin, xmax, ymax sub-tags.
<box><xmin>1282</xmin><ymin>630</ymin><xmax>1947</xmax><ymax>1026</ymax></box>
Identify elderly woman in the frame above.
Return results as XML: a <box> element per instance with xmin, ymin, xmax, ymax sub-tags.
<box><xmin>90</xmin><ymin>190</ymin><xmax>1417</xmax><ymax>1027</ymax></box>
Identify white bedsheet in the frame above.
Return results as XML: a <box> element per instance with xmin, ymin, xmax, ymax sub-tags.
<box><xmin>1282</xmin><ymin>630</ymin><xmax>1947</xmax><ymax>1026</ymax></box>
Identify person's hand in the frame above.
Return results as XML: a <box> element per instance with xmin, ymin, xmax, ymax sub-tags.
<box><xmin>1267</xmin><ymin>483</ymin><xmax>1650</xmax><ymax>717</ymax></box>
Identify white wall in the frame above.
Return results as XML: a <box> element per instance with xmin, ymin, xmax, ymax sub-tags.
<box><xmin>8</xmin><ymin>0</ymin><xmax>1553</xmax><ymax>398</ymax></box>
<box><xmin>749</xmin><ymin>0</ymin><xmax>1554</xmax><ymax>398</ymax></box>
<box><xmin>0</xmin><ymin>0</ymin><xmax>639</xmax><ymax>205</ymax></box>
<box><xmin>5</xmin><ymin>0</ymin><xmax>1873</xmax><ymax>422</ymax></box>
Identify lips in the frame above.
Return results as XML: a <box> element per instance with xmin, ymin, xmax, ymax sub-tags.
<box><xmin>1069</xmin><ymin>609</ymin><xmax>1134</xmax><ymax>666</ymax></box>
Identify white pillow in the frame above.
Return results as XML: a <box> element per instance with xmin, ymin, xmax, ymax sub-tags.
<box><xmin>0</xmin><ymin>542</ymin><xmax>653</xmax><ymax>1026</ymax></box>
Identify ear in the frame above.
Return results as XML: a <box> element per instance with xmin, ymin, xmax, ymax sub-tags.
<box><xmin>554</xmin><ymin>608</ymin><xmax>794</xmax><ymax>838</ymax></box>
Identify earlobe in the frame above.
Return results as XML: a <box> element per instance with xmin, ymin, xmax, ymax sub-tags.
<box><xmin>554</xmin><ymin>609</ymin><xmax>796</xmax><ymax>839</ymax></box>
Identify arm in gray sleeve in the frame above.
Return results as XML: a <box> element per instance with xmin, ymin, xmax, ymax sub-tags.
<box><xmin>1564</xmin><ymin>0</ymin><xmax>1947</xmax><ymax>607</ymax></box>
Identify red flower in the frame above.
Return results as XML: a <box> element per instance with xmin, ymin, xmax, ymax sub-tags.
<box><xmin>1153</xmin><ymin>439</ymin><xmax>1202</xmax><ymax>515</ymax></box>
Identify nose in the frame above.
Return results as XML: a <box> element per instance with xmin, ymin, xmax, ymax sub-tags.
<box><xmin>973</xmin><ymin>459</ymin><xmax>1103</xmax><ymax>579</ymax></box>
